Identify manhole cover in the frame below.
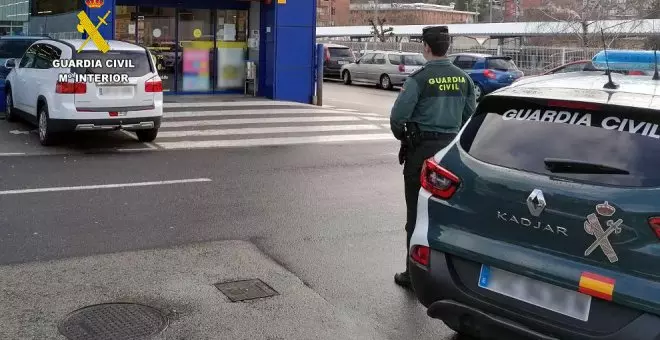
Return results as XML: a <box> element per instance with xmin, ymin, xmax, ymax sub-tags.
<box><xmin>214</xmin><ymin>279</ymin><xmax>279</xmax><ymax>302</ymax></box>
<box><xmin>58</xmin><ymin>303</ymin><xmax>168</xmax><ymax>340</ymax></box>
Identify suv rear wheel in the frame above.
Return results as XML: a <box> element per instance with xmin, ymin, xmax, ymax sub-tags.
<box><xmin>5</xmin><ymin>87</ymin><xmax>17</xmax><ymax>122</ymax></box>
<box><xmin>136</xmin><ymin>128</ymin><xmax>158</xmax><ymax>142</ymax></box>
<box><xmin>37</xmin><ymin>104</ymin><xmax>56</xmax><ymax>146</ymax></box>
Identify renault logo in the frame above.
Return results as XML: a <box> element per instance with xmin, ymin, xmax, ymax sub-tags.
<box><xmin>526</xmin><ymin>189</ymin><xmax>546</xmax><ymax>217</ymax></box>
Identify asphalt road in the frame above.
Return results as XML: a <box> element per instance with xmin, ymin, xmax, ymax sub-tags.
<box><xmin>0</xmin><ymin>143</ymin><xmax>459</xmax><ymax>339</ymax></box>
<box><xmin>322</xmin><ymin>79</ymin><xmax>400</xmax><ymax>116</ymax></box>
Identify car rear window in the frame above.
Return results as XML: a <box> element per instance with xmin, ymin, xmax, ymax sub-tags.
<box><xmin>402</xmin><ymin>54</ymin><xmax>426</xmax><ymax>65</ymax></box>
<box><xmin>487</xmin><ymin>57</ymin><xmax>517</xmax><ymax>71</ymax></box>
<box><xmin>329</xmin><ymin>47</ymin><xmax>352</xmax><ymax>58</ymax></box>
<box><xmin>459</xmin><ymin>96</ymin><xmax>660</xmax><ymax>187</ymax></box>
<box><xmin>388</xmin><ymin>54</ymin><xmax>401</xmax><ymax>64</ymax></box>
<box><xmin>72</xmin><ymin>50</ymin><xmax>152</xmax><ymax>77</ymax></box>
<box><xmin>0</xmin><ymin>40</ymin><xmax>36</xmax><ymax>58</ymax></box>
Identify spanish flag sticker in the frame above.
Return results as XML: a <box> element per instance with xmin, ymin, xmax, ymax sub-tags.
<box><xmin>579</xmin><ymin>272</ymin><xmax>615</xmax><ymax>301</ymax></box>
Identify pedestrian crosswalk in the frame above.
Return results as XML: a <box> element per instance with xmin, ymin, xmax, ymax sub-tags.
<box><xmin>151</xmin><ymin>99</ymin><xmax>394</xmax><ymax>150</ymax></box>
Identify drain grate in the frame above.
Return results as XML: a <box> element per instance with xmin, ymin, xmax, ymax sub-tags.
<box><xmin>58</xmin><ymin>303</ymin><xmax>168</xmax><ymax>340</ymax></box>
<box><xmin>214</xmin><ymin>279</ymin><xmax>279</xmax><ymax>302</ymax></box>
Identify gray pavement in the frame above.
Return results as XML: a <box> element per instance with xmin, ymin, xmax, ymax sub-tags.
<box><xmin>0</xmin><ymin>95</ymin><xmax>459</xmax><ymax>339</ymax></box>
<box><xmin>0</xmin><ymin>240</ymin><xmax>383</xmax><ymax>339</ymax></box>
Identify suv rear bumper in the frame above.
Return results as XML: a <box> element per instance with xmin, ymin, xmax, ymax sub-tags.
<box><xmin>50</xmin><ymin>117</ymin><xmax>161</xmax><ymax>133</ymax></box>
<box><xmin>410</xmin><ymin>253</ymin><xmax>660</xmax><ymax>340</ymax></box>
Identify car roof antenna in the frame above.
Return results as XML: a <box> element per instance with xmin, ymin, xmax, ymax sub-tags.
<box><xmin>600</xmin><ymin>28</ymin><xmax>618</xmax><ymax>89</ymax></box>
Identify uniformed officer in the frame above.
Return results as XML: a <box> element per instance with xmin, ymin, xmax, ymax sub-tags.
<box><xmin>390</xmin><ymin>25</ymin><xmax>477</xmax><ymax>289</ymax></box>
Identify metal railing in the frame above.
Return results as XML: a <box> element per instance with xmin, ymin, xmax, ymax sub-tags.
<box><xmin>320</xmin><ymin>40</ymin><xmax>607</xmax><ymax>75</ymax></box>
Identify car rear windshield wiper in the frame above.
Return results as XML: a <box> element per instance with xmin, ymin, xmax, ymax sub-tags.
<box><xmin>543</xmin><ymin>158</ymin><xmax>630</xmax><ymax>175</ymax></box>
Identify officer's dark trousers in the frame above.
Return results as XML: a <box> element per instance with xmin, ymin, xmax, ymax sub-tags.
<box><xmin>403</xmin><ymin>137</ymin><xmax>454</xmax><ymax>273</ymax></box>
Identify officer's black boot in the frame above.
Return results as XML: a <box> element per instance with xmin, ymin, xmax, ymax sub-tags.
<box><xmin>394</xmin><ymin>271</ymin><xmax>411</xmax><ymax>288</ymax></box>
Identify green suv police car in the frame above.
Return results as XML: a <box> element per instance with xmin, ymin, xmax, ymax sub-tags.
<box><xmin>408</xmin><ymin>51</ymin><xmax>660</xmax><ymax>339</ymax></box>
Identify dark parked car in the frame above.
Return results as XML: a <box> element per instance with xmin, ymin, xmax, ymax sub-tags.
<box><xmin>409</xmin><ymin>70</ymin><xmax>660</xmax><ymax>339</ymax></box>
<box><xmin>322</xmin><ymin>43</ymin><xmax>355</xmax><ymax>78</ymax></box>
<box><xmin>0</xmin><ymin>36</ymin><xmax>44</xmax><ymax>80</ymax></box>
<box><xmin>448</xmin><ymin>53</ymin><xmax>524</xmax><ymax>101</ymax></box>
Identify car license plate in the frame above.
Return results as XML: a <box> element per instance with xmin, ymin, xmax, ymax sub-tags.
<box><xmin>98</xmin><ymin>86</ymin><xmax>132</xmax><ymax>96</ymax></box>
<box><xmin>338</xmin><ymin>60</ymin><xmax>348</xmax><ymax>65</ymax></box>
<box><xmin>478</xmin><ymin>265</ymin><xmax>591</xmax><ymax>321</ymax></box>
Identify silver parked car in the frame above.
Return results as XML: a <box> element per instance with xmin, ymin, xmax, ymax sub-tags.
<box><xmin>340</xmin><ymin>50</ymin><xmax>426</xmax><ymax>90</ymax></box>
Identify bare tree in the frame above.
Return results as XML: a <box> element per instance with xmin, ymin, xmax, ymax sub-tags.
<box><xmin>531</xmin><ymin>0</ymin><xmax>655</xmax><ymax>47</ymax></box>
<box><xmin>368</xmin><ymin>17</ymin><xmax>394</xmax><ymax>42</ymax></box>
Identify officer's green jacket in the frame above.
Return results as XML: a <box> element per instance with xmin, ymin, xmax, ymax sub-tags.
<box><xmin>390</xmin><ymin>58</ymin><xmax>477</xmax><ymax>139</ymax></box>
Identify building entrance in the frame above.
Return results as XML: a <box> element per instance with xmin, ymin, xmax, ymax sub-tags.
<box><xmin>115</xmin><ymin>5</ymin><xmax>248</xmax><ymax>94</ymax></box>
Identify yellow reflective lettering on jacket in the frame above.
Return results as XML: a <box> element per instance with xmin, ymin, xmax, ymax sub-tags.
<box><xmin>428</xmin><ymin>76</ymin><xmax>466</xmax><ymax>92</ymax></box>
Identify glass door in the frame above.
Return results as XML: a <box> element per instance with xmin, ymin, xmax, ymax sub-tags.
<box><xmin>136</xmin><ymin>7</ymin><xmax>176</xmax><ymax>92</ymax></box>
<box><xmin>177</xmin><ymin>9</ymin><xmax>213</xmax><ymax>92</ymax></box>
<box><xmin>215</xmin><ymin>9</ymin><xmax>248</xmax><ymax>92</ymax></box>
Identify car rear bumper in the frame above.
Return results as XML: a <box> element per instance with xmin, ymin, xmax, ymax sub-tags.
<box><xmin>49</xmin><ymin>117</ymin><xmax>161</xmax><ymax>133</ymax></box>
<box><xmin>409</xmin><ymin>253</ymin><xmax>660</xmax><ymax>340</ymax></box>
<box><xmin>389</xmin><ymin>74</ymin><xmax>408</xmax><ymax>86</ymax></box>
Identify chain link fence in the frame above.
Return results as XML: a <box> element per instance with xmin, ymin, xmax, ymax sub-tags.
<box><xmin>320</xmin><ymin>40</ymin><xmax>605</xmax><ymax>75</ymax></box>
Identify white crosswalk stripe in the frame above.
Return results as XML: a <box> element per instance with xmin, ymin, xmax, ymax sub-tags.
<box><xmin>152</xmin><ymin>100</ymin><xmax>395</xmax><ymax>150</ymax></box>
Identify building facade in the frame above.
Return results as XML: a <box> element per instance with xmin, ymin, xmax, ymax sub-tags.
<box><xmin>317</xmin><ymin>0</ymin><xmax>349</xmax><ymax>26</ymax></box>
<box><xmin>345</xmin><ymin>3</ymin><xmax>477</xmax><ymax>26</ymax></box>
<box><xmin>24</xmin><ymin>0</ymin><xmax>317</xmax><ymax>104</ymax></box>
<box><xmin>0</xmin><ymin>0</ymin><xmax>30</xmax><ymax>35</ymax></box>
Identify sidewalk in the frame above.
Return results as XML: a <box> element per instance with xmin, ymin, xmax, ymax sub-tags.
<box><xmin>0</xmin><ymin>240</ymin><xmax>383</xmax><ymax>340</ymax></box>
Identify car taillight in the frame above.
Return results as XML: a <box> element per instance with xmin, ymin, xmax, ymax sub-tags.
<box><xmin>325</xmin><ymin>49</ymin><xmax>330</xmax><ymax>62</ymax></box>
<box><xmin>398</xmin><ymin>64</ymin><xmax>405</xmax><ymax>72</ymax></box>
<box><xmin>56</xmin><ymin>81</ymin><xmax>86</xmax><ymax>94</ymax></box>
<box><xmin>484</xmin><ymin>69</ymin><xmax>497</xmax><ymax>79</ymax></box>
<box><xmin>547</xmin><ymin>100</ymin><xmax>600</xmax><ymax>111</ymax></box>
<box><xmin>145</xmin><ymin>79</ymin><xmax>162</xmax><ymax>92</ymax></box>
<box><xmin>649</xmin><ymin>217</ymin><xmax>660</xmax><ymax>239</ymax></box>
<box><xmin>420</xmin><ymin>158</ymin><xmax>460</xmax><ymax>199</ymax></box>
<box><xmin>410</xmin><ymin>245</ymin><xmax>430</xmax><ymax>266</ymax></box>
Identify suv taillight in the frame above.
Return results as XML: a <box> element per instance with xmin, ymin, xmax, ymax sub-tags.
<box><xmin>145</xmin><ymin>79</ymin><xmax>162</xmax><ymax>92</ymax></box>
<box><xmin>56</xmin><ymin>81</ymin><xmax>86</xmax><ymax>94</ymax></box>
<box><xmin>421</xmin><ymin>158</ymin><xmax>460</xmax><ymax>199</ymax></box>
<box><xmin>484</xmin><ymin>69</ymin><xmax>497</xmax><ymax>79</ymax></box>
<box><xmin>398</xmin><ymin>64</ymin><xmax>405</xmax><ymax>72</ymax></box>
<box><xmin>649</xmin><ymin>217</ymin><xmax>660</xmax><ymax>239</ymax></box>
<box><xmin>324</xmin><ymin>48</ymin><xmax>330</xmax><ymax>62</ymax></box>
<box><xmin>410</xmin><ymin>245</ymin><xmax>430</xmax><ymax>266</ymax></box>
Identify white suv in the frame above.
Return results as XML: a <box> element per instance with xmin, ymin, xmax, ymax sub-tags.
<box><xmin>3</xmin><ymin>39</ymin><xmax>163</xmax><ymax>145</ymax></box>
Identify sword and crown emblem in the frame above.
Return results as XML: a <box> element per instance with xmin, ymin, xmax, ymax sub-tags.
<box><xmin>85</xmin><ymin>0</ymin><xmax>104</xmax><ymax>8</ymax></box>
<box><xmin>584</xmin><ymin>201</ymin><xmax>622</xmax><ymax>263</ymax></box>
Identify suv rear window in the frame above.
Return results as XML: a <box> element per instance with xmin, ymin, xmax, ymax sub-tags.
<box><xmin>72</xmin><ymin>50</ymin><xmax>152</xmax><ymax>77</ymax></box>
<box><xmin>460</xmin><ymin>96</ymin><xmax>660</xmax><ymax>187</ymax></box>
<box><xmin>0</xmin><ymin>40</ymin><xmax>36</xmax><ymax>58</ymax></box>
<box><xmin>328</xmin><ymin>47</ymin><xmax>352</xmax><ymax>58</ymax></box>
<box><xmin>486</xmin><ymin>57</ymin><xmax>517</xmax><ymax>71</ymax></box>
